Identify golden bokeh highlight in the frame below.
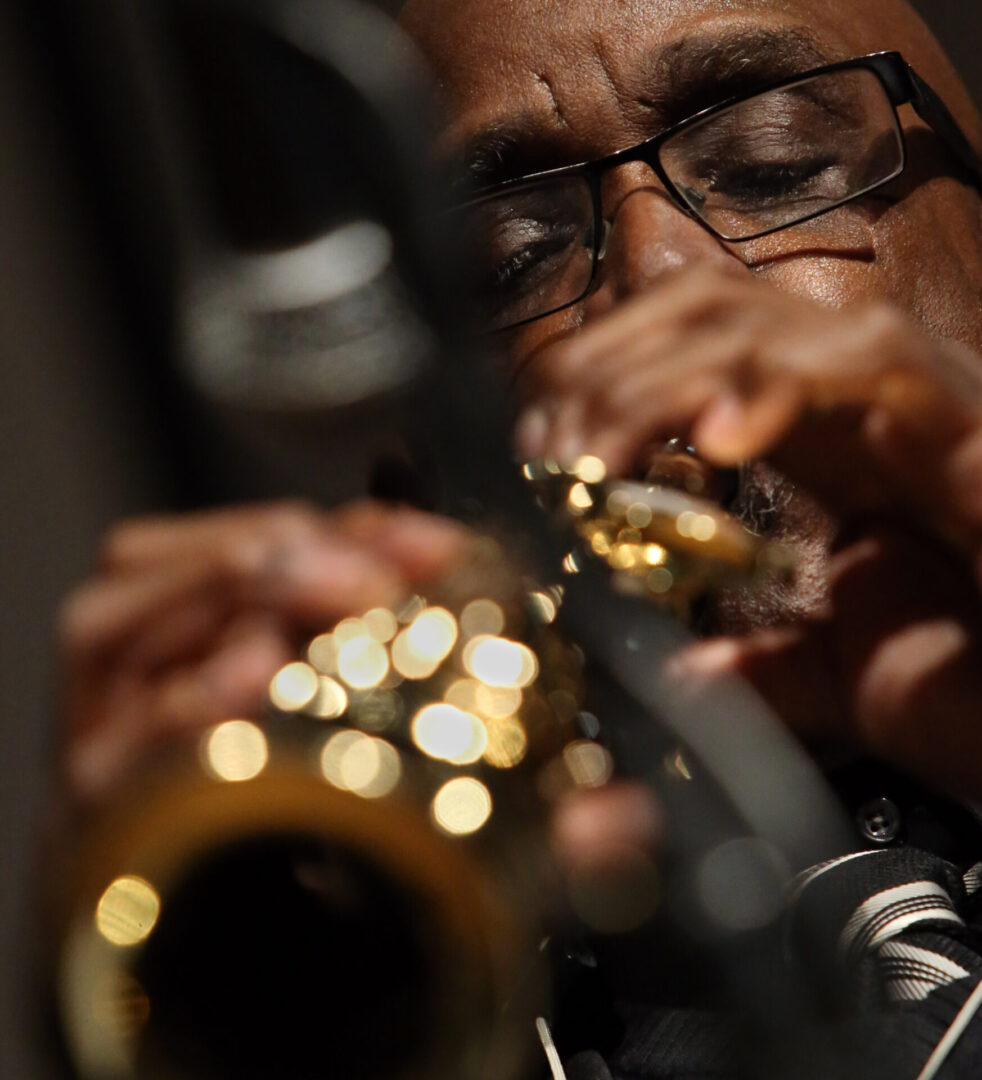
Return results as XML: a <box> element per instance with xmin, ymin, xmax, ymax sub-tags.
<box><xmin>691</xmin><ymin>515</ymin><xmax>718</xmax><ymax>542</ymax></box>
<box><xmin>363</xmin><ymin>607</ymin><xmax>399</xmax><ymax>642</ymax></box>
<box><xmin>432</xmin><ymin>777</ymin><xmax>493</xmax><ymax>836</ymax></box>
<box><xmin>411</xmin><ymin>704</ymin><xmax>488</xmax><ymax>765</ymax></box>
<box><xmin>562</xmin><ymin>551</ymin><xmax>582</xmax><ymax>574</ymax></box>
<box><xmin>460</xmin><ymin>598</ymin><xmax>505</xmax><ymax>639</ymax></box>
<box><xmin>443</xmin><ymin>678</ymin><xmax>480</xmax><ymax>712</ymax></box>
<box><xmin>609</xmin><ymin>544</ymin><xmax>640</xmax><ymax>570</ymax></box>
<box><xmin>306</xmin><ymin>675</ymin><xmax>348</xmax><ymax>720</ymax></box>
<box><xmin>571</xmin><ymin>454</ymin><xmax>607</xmax><ymax>484</ymax></box>
<box><xmin>644</xmin><ymin>544</ymin><xmax>668</xmax><ymax>566</ymax></box>
<box><xmin>269</xmin><ymin>661</ymin><xmax>319</xmax><ymax>712</ymax></box>
<box><xmin>475</xmin><ymin>682</ymin><xmax>523</xmax><ymax>719</ymax></box>
<box><xmin>307</xmin><ymin>633</ymin><xmax>337</xmax><ymax>675</ymax></box>
<box><xmin>482</xmin><ymin>716</ymin><xmax>528</xmax><ymax>769</ymax></box>
<box><xmin>391</xmin><ymin>606</ymin><xmax>457</xmax><ymax>680</ymax></box>
<box><xmin>407</xmin><ymin>607</ymin><xmax>458</xmax><ymax>660</ymax></box>
<box><xmin>333</xmin><ymin>617</ymin><xmax>370</xmax><ymax>646</ymax></box>
<box><xmin>590</xmin><ymin>530</ymin><xmax>613</xmax><ymax>556</ymax></box>
<box><xmin>527</xmin><ymin>590</ymin><xmax>558</xmax><ymax>624</ymax></box>
<box><xmin>336</xmin><ymin>635</ymin><xmax>390</xmax><ymax>690</ymax></box>
<box><xmin>563</xmin><ymin>740</ymin><xmax>614</xmax><ymax>788</ymax></box>
<box><xmin>567</xmin><ymin>482</ymin><xmax>594</xmax><ymax>514</ymax></box>
<box><xmin>203</xmin><ymin>720</ymin><xmax>269</xmax><ymax>782</ymax></box>
<box><xmin>391</xmin><ymin>632</ymin><xmax>438</xmax><ymax>680</ymax></box>
<box><xmin>463</xmin><ymin>635</ymin><xmax>538</xmax><ymax>689</ymax></box>
<box><xmin>626</xmin><ymin>501</ymin><xmax>653</xmax><ymax>529</ymax></box>
<box><xmin>95</xmin><ymin>876</ymin><xmax>161</xmax><ymax>946</ymax></box>
<box><xmin>320</xmin><ymin>731</ymin><xmax>401</xmax><ymax>798</ymax></box>
<box><xmin>675</xmin><ymin>510</ymin><xmax>717</xmax><ymax>542</ymax></box>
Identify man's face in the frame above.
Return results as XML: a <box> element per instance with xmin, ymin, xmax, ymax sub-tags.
<box><xmin>401</xmin><ymin>0</ymin><xmax>982</xmax><ymax>629</ymax></box>
<box><xmin>404</xmin><ymin>0</ymin><xmax>982</xmax><ymax>350</ymax></box>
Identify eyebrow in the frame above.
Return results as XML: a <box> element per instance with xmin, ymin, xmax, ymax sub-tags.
<box><xmin>460</xmin><ymin>26</ymin><xmax>839</xmax><ymax>190</ymax></box>
<box><xmin>643</xmin><ymin>27</ymin><xmax>838</xmax><ymax>125</ymax></box>
<box><xmin>454</xmin><ymin>116</ymin><xmax>576</xmax><ymax>193</ymax></box>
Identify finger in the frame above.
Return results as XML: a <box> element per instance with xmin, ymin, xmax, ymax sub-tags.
<box><xmin>552</xmin><ymin>266</ymin><xmax>747</xmax><ymax>371</ymax></box>
<box><xmin>550</xmin><ymin>781</ymin><xmax>664</xmax><ymax>875</ymax></box>
<box><xmin>666</xmin><ymin>626</ymin><xmax>847</xmax><ymax>749</ymax></box>
<box><xmin>59</xmin><ymin>560</ymin><xmax>235</xmax><ymax>670</ymax></box>
<box><xmin>65</xmin><ymin>617</ymin><xmax>292</xmax><ymax>801</ymax></box>
<box><xmin>119</xmin><ymin>594</ymin><xmax>232</xmax><ymax>674</ymax></box>
<box><xmin>551</xmin><ymin>781</ymin><xmax>664</xmax><ymax>934</ymax></box>
<box><xmin>538</xmin><ymin>319</ymin><xmax>761</xmax><ymax>472</ymax></box>
<box><xmin>693</xmin><ymin>378</ymin><xmax>805</xmax><ymax>465</ymax></box>
<box><xmin>61</xmin><ymin>536</ymin><xmax>405</xmax><ymax>673</ymax></box>
<box><xmin>328</xmin><ymin>501</ymin><xmax>475</xmax><ymax>581</ymax></box>
<box><xmin>584</xmin><ymin>372</ymin><xmax>730</xmax><ymax>476</ymax></box>
<box><xmin>827</xmin><ymin>529</ymin><xmax>982</xmax><ymax>797</ymax></box>
<box><xmin>99</xmin><ymin>500</ymin><xmax>322</xmax><ymax>571</ymax></box>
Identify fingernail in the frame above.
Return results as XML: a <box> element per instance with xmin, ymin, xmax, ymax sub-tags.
<box><xmin>555</xmin><ymin>430</ymin><xmax>585</xmax><ymax>468</ymax></box>
<box><xmin>696</xmin><ymin>393</ymin><xmax>748</xmax><ymax>461</ymax></box>
<box><xmin>264</xmin><ymin>541</ymin><xmax>402</xmax><ymax>612</ymax></box>
<box><xmin>514</xmin><ymin>406</ymin><xmax>551</xmax><ymax>459</ymax></box>
<box><xmin>275</xmin><ymin>542</ymin><xmax>376</xmax><ymax>590</ymax></box>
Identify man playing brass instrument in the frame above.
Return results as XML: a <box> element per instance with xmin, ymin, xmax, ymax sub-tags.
<box><xmin>57</xmin><ymin>0</ymin><xmax>982</xmax><ymax>1074</ymax></box>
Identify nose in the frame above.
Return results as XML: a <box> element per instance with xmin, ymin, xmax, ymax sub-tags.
<box><xmin>591</xmin><ymin>163</ymin><xmax>745</xmax><ymax>305</ymax></box>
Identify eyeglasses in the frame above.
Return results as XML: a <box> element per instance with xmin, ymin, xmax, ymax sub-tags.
<box><xmin>453</xmin><ymin>51</ymin><xmax>982</xmax><ymax>333</ymax></box>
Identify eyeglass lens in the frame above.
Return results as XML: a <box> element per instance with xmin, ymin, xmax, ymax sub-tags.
<box><xmin>462</xmin><ymin>65</ymin><xmax>904</xmax><ymax>331</ymax></box>
<box><xmin>662</xmin><ymin>67</ymin><xmax>904</xmax><ymax>240</ymax></box>
<box><xmin>460</xmin><ymin>176</ymin><xmax>596</xmax><ymax>333</ymax></box>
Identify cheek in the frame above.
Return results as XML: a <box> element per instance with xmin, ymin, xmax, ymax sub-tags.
<box><xmin>752</xmin><ymin>255</ymin><xmax>883</xmax><ymax>309</ymax></box>
<box><xmin>869</xmin><ymin>186</ymin><xmax>982</xmax><ymax>346</ymax></box>
<box><xmin>506</xmin><ymin>305</ymin><xmax>584</xmax><ymax>396</ymax></box>
<box><xmin>740</xmin><ymin>208</ymin><xmax>882</xmax><ymax>310</ymax></box>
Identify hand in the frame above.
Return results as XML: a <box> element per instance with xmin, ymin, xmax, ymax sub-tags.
<box><xmin>55</xmin><ymin>497</ymin><xmax>662</xmax><ymax>881</ymax></box>
<box><xmin>56</xmin><ymin>500</ymin><xmax>471</xmax><ymax>809</ymax></box>
<box><xmin>514</xmin><ymin>267</ymin><xmax>982</xmax><ymax>799</ymax></box>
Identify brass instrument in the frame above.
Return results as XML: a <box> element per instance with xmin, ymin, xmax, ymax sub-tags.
<box><xmin>40</xmin><ymin>1</ymin><xmax>849</xmax><ymax>1075</ymax></box>
<box><xmin>50</xmin><ymin>455</ymin><xmax>793</xmax><ymax>1080</ymax></box>
<box><xmin>53</xmin><ymin>538</ymin><xmax>590</xmax><ymax>1080</ymax></box>
<box><xmin>525</xmin><ymin>452</ymin><xmax>792</xmax><ymax>620</ymax></box>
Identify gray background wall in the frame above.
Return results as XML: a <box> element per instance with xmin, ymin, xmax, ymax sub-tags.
<box><xmin>0</xmin><ymin>1</ymin><xmax>979</xmax><ymax>1077</ymax></box>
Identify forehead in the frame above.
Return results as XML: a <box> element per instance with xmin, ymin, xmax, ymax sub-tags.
<box><xmin>402</xmin><ymin>0</ymin><xmax>922</xmax><ymax>182</ymax></box>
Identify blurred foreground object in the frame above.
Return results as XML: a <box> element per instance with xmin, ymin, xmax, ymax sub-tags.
<box><xmin>41</xmin><ymin>1</ymin><xmax>852</xmax><ymax>1078</ymax></box>
<box><xmin>54</xmin><ymin>540</ymin><xmax>598</xmax><ymax>1080</ymax></box>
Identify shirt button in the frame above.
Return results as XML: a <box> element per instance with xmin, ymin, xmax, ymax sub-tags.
<box><xmin>857</xmin><ymin>797</ymin><xmax>902</xmax><ymax>844</ymax></box>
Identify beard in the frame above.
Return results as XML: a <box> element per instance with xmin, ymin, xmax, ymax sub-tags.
<box><xmin>697</xmin><ymin>461</ymin><xmax>835</xmax><ymax>638</ymax></box>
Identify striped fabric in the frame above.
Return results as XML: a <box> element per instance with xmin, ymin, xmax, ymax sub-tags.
<box><xmin>876</xmin><ymin>940</ymin><xmax>971</xmax><ymax>1002</ymax></box>
<box><xmin>962</xmin><ymin>862</ymin><xmax>982</xmax><ymax>899</ymax></box>
<box><xmin>838</xmin><ymin>880</ymin><xmax>964</xmax><ymax>964</ymax></box>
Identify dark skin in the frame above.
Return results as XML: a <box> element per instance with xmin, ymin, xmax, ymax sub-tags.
<box><xmin>56</xmin><ymin>0</ymin><xmax>982</xmax><ymax>871</ymax></box>
<box><xmin>399</xmin><ymin>0</ymin><xmax>982</xmax><ymax>799</ymax></box>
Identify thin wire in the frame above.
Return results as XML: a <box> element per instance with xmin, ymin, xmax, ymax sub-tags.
<box><xmin>536</xmin><ymin>1016</ymin><xmax>568</xmax><ymax>1080</ymax></box>
<box><xmin>915</xmin><ymin>978</ymin><xmax>982</xmax><ymax>1080</ymax></box>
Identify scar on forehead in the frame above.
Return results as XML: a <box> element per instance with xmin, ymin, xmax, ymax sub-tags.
<box><xmin>592</xmin><ymin>36</ymin><xmax>623</xmax><ymax>104</ymax></box>
<box><xmin>460</xmin><ymin>25</ymin><xmax>839</xmax><ymax>189</ymax></box>
<box><xmin>533</xmin><ymin>70</ymin><xmax>571</xmax><ymax>128</ymax></box>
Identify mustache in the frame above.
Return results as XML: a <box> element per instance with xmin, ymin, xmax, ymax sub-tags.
<box><xmin>729</xmin><ymin>463</ymin><xmax>797</xmax><ymax>536</ymax></box>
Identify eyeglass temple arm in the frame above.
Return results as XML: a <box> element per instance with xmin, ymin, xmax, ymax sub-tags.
<box><xmin>904</xmin><ymin>65</ymin><xmax>982</xmax><ymax>189</ymax></box>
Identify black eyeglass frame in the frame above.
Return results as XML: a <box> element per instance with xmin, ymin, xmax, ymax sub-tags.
<box><xmin>463</xmin><ymin>51</ymin><xmax>982</xmax><ymax>331</ymax></box>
